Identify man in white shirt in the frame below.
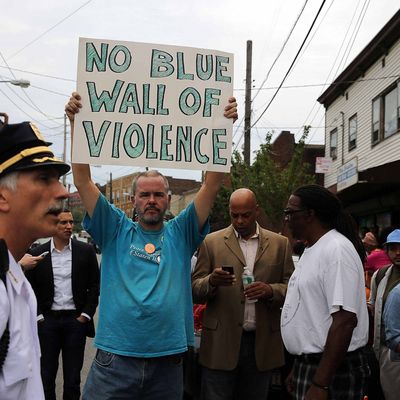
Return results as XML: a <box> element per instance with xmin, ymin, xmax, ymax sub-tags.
<box><xmin>0</xmin><ymin>121</ymin><xmax>69</xmax><ymax>400</ymax></box>
<box><xmin>26</xmin><ymin>209</ymin><xmax>100</xmax><ymax>400</ymax></box>
<box><xmin>281</xmin><ymin>184</ymin><xmax>369</xmax><ymax>400</ymax></box>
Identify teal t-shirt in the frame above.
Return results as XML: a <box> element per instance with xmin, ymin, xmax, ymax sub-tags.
<box><xmin>83</xmin><ymin>194</ymin><xmax>209</xmax><ymax>357</ymax></box>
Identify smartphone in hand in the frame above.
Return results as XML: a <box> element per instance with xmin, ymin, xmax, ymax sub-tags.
<box><xmin>39</xmin><ymin>251</ymin><xmax>49</xmax><ymax>258</ymax></box>
<box><xmin>221</xmin><ymin>265</ymin><xmax>234</xmax><ymax>275</ymax></box>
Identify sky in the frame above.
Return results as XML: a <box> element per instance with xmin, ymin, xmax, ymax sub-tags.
<box><xmin>1</xmin><ymin>0</ymin><xmax>399</xmax><ymax>188</ymax></box>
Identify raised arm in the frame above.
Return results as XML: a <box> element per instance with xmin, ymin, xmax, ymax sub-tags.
<box><xmin>194</xmin><ymin>97</ymin><xmax>237</xmax><ymax>230</ymax></box>
<box><xmin>65</xmin><ymin>92</ymin><xmax>100</xmax><ymax>217</ymax></box>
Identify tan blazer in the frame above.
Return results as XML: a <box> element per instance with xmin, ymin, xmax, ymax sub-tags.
<box><xmin>192</xmin><ymin>225</ymin><xmax>294</xmax><ymax>371</ymax></box>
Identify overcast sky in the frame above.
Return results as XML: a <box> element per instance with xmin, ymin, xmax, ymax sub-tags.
<box><xmin>1</xmin><ymin>0</ymin><xmax>399</xmax><ymax>187</ymax></box>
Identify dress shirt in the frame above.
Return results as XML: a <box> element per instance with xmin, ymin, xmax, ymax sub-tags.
<box><xmin>0</xmin><ymin>251</ymin><xmax>44</xmax><ymax>400</ymax></box>
<box><xmin>235</xmin><ymin>223</ymin><xmax>260</xmax><ymax>331</ymax></box>
<box><xmin>50</xmin><ymin>239</ymin><xmax>75</xmax><ymax>311</ymax></box>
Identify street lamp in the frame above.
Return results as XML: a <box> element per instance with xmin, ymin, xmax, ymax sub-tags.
<box><xmin>0</xmin><ymin>79</ymin><xmax>30</xmax><ymax>88</ymax></box>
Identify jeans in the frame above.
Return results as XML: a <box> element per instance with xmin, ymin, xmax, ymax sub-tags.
<box><xmin>82</xmin><ymin>349</ymin><xmax>184</xmax><ymax>400</ymax></box>
<box><xmin>38</xmin><ymin>311</ymin><xmax>87</xmax><ymax>400</ymax></box>
<box><xmin>201</xmin><ymin>331</ymin><xmax>272</xmax><ymax>400</ymax></box>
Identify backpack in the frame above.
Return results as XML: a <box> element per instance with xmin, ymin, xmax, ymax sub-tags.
<box><xmin>375</xmin><ymin>264</ymin><xmax>391</xmax><ymax>289</ymax></box>
<box><xmin>0</xmin><ymin>239</ymin><xmax>10</xmax><ymax>371</ymax></box>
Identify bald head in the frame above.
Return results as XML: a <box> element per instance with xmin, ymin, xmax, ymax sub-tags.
<box><xmin>229</xmin><ymin>188</ymin><xmax>257</xmax><ymax>208</ymax></box>
<box><xmin>229</xmin><ymin>188</ymin><xmax>259</xmax><ymax>240</ymax></box>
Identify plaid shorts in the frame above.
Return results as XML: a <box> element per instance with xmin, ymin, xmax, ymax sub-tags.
<box><xmin>293</xmin><ymin>347</ymin><xmax>370</xmax><ymax>400</ymax></box>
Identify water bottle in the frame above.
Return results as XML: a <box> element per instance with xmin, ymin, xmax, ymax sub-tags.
<box><xmin>242</xmin><ymin>267</ymin><xmax>257</xmax><ymax>303</ymax></box>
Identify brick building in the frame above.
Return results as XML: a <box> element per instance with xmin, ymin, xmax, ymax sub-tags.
<box><xmin>105</xmin><ymin>172</ymin><xmax>202</xmax><ymax>218</ymax></box>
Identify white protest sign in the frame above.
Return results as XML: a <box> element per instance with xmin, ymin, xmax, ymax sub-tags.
<box><xmin>72</xmin><ymin>37</ymin><xmax>234</xmax><ymax>172</ymax></box>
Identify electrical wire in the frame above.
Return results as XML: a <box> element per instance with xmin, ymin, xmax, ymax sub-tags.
<box><xmin>291</xmin><ymin>0</ymin><xmax>335</xmax><ymax>71</ymax></box>
<box><xmin>297</xmin><ymin>0</ymin><xmax>366</xmax><ymax>141</ymax></box>
<box><xmin>0</xmin><ymin>65</ymin><xmax>75</xmax><ymax>82</ymax></box>
<box><xmin>0</xmin><ymin>87</ymin><xmax>55</xmax><ymax>129</ymax></box>
<box><xmin>303</xmin><ymin>0</ymin><xmax>371</xmax><ymax>143</ymax></box>
<box><xmin>0</xmin><ymin>52</ymin><xmax>61</xmax><ymax>122</ymax></box>
<box><xmin>30</xmin><ymin>84</ymin><xmax>70</xmax><ymax>97</ymax></box>
<box><xmin>252</xmin><ymin>0</ymin><xmax>309</xmax><ymax>102</ymax></box>
<box><xmin>8</xmin><ymin>0</ymin><xmax>94</xmax><ymax>60</ymax></box>
<box><xmin>251</xmin><ymin>0</ymin><xmax>328</xmax><ymax>129</ymax></box>
<box><xmin>338</xmin><ymin>0</ymin><xmax>371</xmax><ymax>71</ymax></box>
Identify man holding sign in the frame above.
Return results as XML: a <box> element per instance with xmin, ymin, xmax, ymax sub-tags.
<box><xmin>65</xmin><ymin>88</ymin><xmax>236</xmax><ymax>399</ymax></box>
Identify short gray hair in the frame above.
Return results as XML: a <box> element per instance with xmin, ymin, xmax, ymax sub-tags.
<box><xmin>131</xmin><ymin>170</ymin><xmax>169</xmax><ymax>195</ymax></box>
<box><xmin>0</xmin><ymin>171</ymin><xmax>19</xmax><ymax>191</ymax></box>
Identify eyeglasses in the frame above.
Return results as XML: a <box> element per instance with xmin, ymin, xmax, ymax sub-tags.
<box><xmin>283</xmin><ymin>208</ymin><xmax>308</xmax><ymax>219</ymax></box>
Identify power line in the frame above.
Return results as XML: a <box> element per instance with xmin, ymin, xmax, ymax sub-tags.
<box><xmin>0</xmin><ymin>87</ymin><xmax>55</xmax><ymax>129</ymax></box>
<box><xmin>8</xmin><ymin>0</ymin><xmax>94</xmax><ymax>60</ymax></box>
<box><xmin>251</xmin><ymin>0</ymin><xmax>327</xmax><ymax>129</ymax></box>
<box><xmin>4</xmin><ymin>59</ymin><xmax>395</xmax><ymax>98</ymax></box>
<box><xmin>252</xmin><ymin>0</ymin><xmax>309</xmax><ymax>102</ymax></box>
<box><xmin>235</xmin><ymin>123</ymin><xmax>331</xmax><ymax>130</ymax></box>
<box><xmin>291</xmin><ymin>0</ymin><xmax>335</xmax><ymax>72</ymax></box>
<box><xmin>30</xmin><ymin>84</ymin><xmax>70</xmax><ymax>97</ymax></box>
<box><xmin>234</xmin><ymin>74</ymin><xmax>400</xmax><ymax>91</ymax></box>
<box><xmin>234</xmin><ymin>109</ymin><xmax>258</xmax><ymax>152</ymax></box>
<box><xmin>0</xmin><ymin>53</ymin><xmax>61</xmax><ymax>122</ymax></box>
<box><xmin>339</xmin><ymin>0</ymin><xmax>371</xmax><ymax>71</ymax></box>
<box><xmin>0</xmin><ymin>74</ymin><xmax>62</xmax><ymax>126</ymax></box>
<box><xmin>297</xmin><ymin>0</ymin><xmax>366</xmax><ymax>142</ymax></box>
<box><xmin>232</xmin><ymin>115</ymin><xmax>245</xmax><ymax>141</ymax></box>
<box><xmin>306</xmin><ymin>113</ymin><xmax>325</xmax><ymax>144</ymax></box>
<box><xmin>303</xmin><ymin>0</ymin><xmax>370</xmax><ymax>143</ymax></box>
<box><xmin>0</xmin><ymin>65</ymin><xmax>75</xmax><ymax>82</ymax></box>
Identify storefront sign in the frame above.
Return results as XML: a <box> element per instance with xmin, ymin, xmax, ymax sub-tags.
<box><xmin>337</xmin><ymin>158</ymin><xmax>358</xmax><ymax>191</ymax></box>
<box><xmin>315</xmin><ymin>157</ymin><xmax>332</xmax><ymax>173</ymax></box>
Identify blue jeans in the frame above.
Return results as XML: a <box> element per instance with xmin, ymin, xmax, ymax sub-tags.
<box><xmin>201</xmin><ymin>331</ymin><xmax>271</xmax><ymax>400</ymax></box>
<box><xmin>82</xmin><ymin>349</ymin><xmax>184</xmax><ymax>400</ymax></box>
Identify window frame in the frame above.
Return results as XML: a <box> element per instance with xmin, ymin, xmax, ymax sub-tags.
<box><xmin>371</xmin><ymin>81</ymin><xmax>400</xmax><ymax>145</ymax></box>
<box><xmin>330</xmin><ymin>128</ymin><xmax>338</xmax><ymax>160</ymax></box>
<box><xmin>348</xmin><ymin>113</ymin><xmax>357</xmax><ymax>151</ymax></box>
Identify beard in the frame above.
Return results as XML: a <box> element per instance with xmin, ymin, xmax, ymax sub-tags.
<box><xmin>136</xmin><ymin>206</ymin><xmax>165</xmax><ymax>225</ymax></box>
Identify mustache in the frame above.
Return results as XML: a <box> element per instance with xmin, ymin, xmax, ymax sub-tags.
<box><xmin>46</xmin><ymin>202</ymin><xmax>65</xmax><ymax>215</ymax></box>
<box><xmin>145</xmin><ymin>206</ymin><xmax>160</xmax><ymax>212</ymax></box>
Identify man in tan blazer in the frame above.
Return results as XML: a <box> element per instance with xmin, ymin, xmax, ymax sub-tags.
<box><xmin>192</xmin><ymin>188</ymin><xmax>294</xmax><ymax>400</ymax></box>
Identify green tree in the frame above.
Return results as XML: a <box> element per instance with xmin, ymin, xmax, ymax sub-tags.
<box><xmin>210</xmin><ymin>127</ymin><xmax>316</xmax><ymax>232</ymax></box>
<box><xmin>71</xmin><ymin>208</ymin><xmax>85</xmax><ymax>233</ymax></box>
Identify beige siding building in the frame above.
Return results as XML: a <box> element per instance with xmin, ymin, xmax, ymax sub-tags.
<box><xmin>318</xmin><ymin>9</ymin><xmax>400</xmax><ymax>234</ymax></box>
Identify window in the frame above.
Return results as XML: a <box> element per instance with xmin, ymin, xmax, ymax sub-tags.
<box><xmin>372</xmin><ymin>82</ymin><xmax>400</xmax><ymax>144</ymax></box>
<box><xmin>349</xmin><ymin>114</ymin><xmax>357</xmax><ymax>151</ymax></box>
<box><xmin>372</xmin><ymin>98</ymin><xmax>380</xmax><ymax>143</ymax></box>
<box><xmin>384</xmin><ymin>87</ymin><xmax>397</xmax><ymax>137</ymax></box>
<box><xmin>330</xmin><ymin>128</ymin><xmax>337</xmax><ymax>160</ymax></box>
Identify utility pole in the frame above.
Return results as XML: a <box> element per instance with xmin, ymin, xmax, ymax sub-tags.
<box><xmin>67</xmin><ymin>184</ymin><xmax>71</xmax><ymax>208</ymax></box>
<box><xmin>109</xmin><ymin>172</ymin><xmax>113</xmax><ymax>204</ymax></box>
<box><xmin>244</xmin><ymin>40</ymin><xmax>252</xmax><ymax>166</ymax></box>
<box><xmin>63</xmin><ymin>114</ymin><xmax>67</xmax><ymax>187</ymax></box>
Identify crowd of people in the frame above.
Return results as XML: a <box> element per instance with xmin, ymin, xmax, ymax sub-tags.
<box><xmin>1</xmin><ymin>93</ymin><xmax>400</xmax><ymax>400</ymax></box>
